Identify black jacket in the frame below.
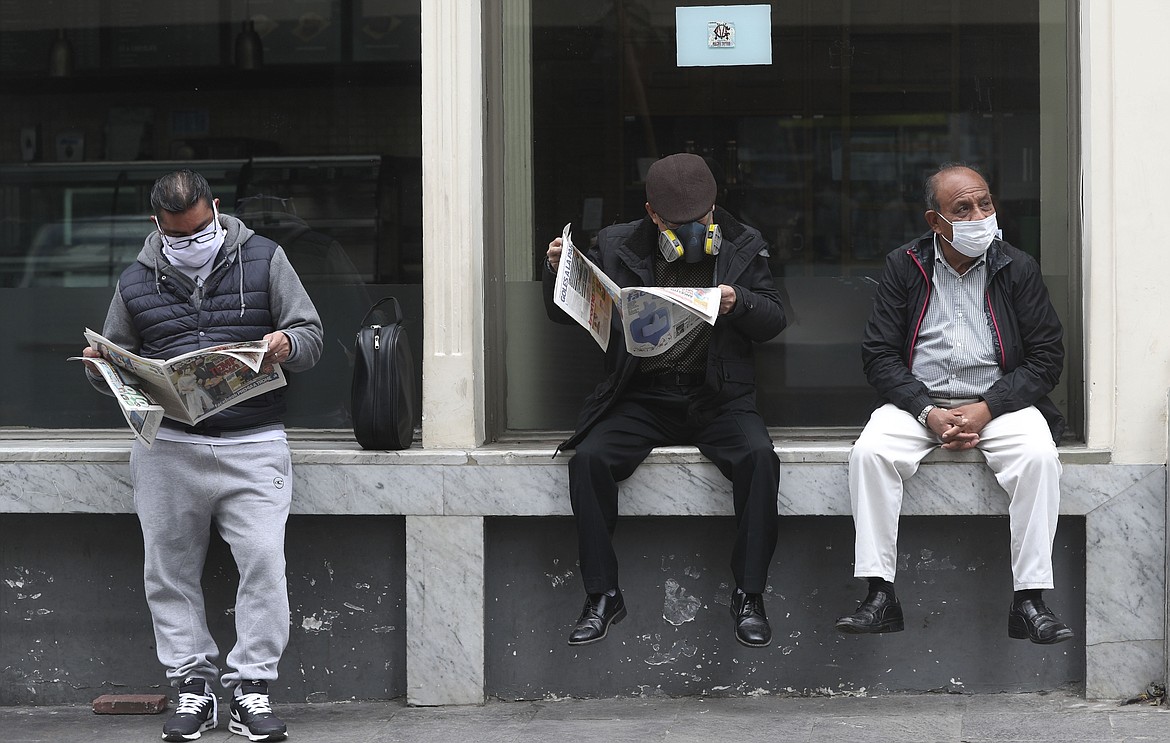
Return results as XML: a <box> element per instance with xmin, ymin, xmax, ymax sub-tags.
<box><xmin>544</xmin><ymin>208</ymin><xmax>787</xmax><ymax>451</ymax></box>
<box><xmin>862</xmin><ymin>233</ymin><xmax>1066</xmax><ymax>443</ymax></box>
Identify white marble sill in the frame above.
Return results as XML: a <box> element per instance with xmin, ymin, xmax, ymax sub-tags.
<box><xmin>0</xmin><ymin>428</ymin><xmax>1111</xmax><ymax>465</ymax></box>
<box><xmin>0</xmin><ymin>430</ymin><xmax>1109</xmax><ymax>465</ymax></box>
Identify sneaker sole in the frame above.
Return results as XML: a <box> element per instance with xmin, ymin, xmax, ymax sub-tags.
<box><xmin>227</xmin><ymin>719</ymin><xmax>287</xmax><ymax>742</ymax></box>
<box><xmin>567</xmin><ymin>606</ymin><xmax>628</xmax><ymax>646</ymax></box>
<box><xmin>162</xmin><ymin>718</ymin><xmax>216</xmax><ymax>741</ymax></box>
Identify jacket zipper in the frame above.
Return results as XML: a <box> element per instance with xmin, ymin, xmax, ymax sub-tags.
<box><xmin>985</xmin><ymin>293</ymin><xmax>1007</xmax><ymax>366</ymax></box>
<box><xmin>907</xmin><ymin>249</ymin><xmax>931</xmax><ymax>371</ymax></box>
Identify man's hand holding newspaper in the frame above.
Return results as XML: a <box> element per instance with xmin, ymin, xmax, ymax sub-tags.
<box><xmin>73</xmin><ymin>329</ymin><xmax>286</xmax><ymax>447</ymax></box>
<box><xmin>551</xmin><ymin>223</ymin><xmax>719</xmax><ymax>356</ymax></box>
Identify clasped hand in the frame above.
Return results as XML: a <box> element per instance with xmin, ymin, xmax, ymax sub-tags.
<box><xmin>925</xmin><ymin>401</ymin><xmax>992</xmax><ymax>450</ymax></box>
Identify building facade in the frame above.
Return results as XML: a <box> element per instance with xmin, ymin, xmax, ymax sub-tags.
<box><xmin>2</xmin><ymin>0</ymin><xmax>1168</xmax><ymax>706</ymax></box>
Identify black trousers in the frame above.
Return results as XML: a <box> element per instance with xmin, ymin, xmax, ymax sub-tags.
<box><xmin>568</xmin><ymin>385</ymin><xmax>780</xmax><ymax>595</ymax></box>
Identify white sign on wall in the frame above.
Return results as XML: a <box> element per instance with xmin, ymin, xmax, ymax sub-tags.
<box><xmin>676</xmin><ymin>5</ymin><xmax>772</xmax><ymax>67</ymax></box>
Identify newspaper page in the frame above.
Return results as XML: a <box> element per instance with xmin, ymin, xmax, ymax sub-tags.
<box><xmin>76</xmin><ymin>329</ymin><xmax>286</xmax><ymax>435</ymax></box>
<box><xmin>616</xmin><ymin>286</ymin><xmax>717</xmax><ymax>357</ymax></box>
<box><xmin>75</xmin><ymin>357</ymin><xmax>164</xmax><ymax>447</ymax></box>
<box><xmin>552</xmin><ymin>223</ymin><xmax>720</xmax><ymax>357</ymax></box>
<box><xmin>552</xmin><ymin>223</ymin><xmax>615</xmax><ymax>351</ymax></box>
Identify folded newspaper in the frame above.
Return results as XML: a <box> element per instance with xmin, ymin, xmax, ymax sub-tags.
<box><xmin>72</xmin><ymin>329</ymin><xmax>285</xmax><ymax>447</ymax></box>
<box><xmin>552</xmin><ymin>223</ymin><xmax>719</xmax><ymax>356</ymax></box>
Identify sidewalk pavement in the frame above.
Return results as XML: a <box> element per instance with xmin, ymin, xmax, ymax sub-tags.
<box><xmin>3</xmin><ymin>691</ymin><xmax>1169</xmax><ymax>742</ymax></box>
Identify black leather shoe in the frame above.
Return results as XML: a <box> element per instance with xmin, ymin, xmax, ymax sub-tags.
<box><xmin>731</xmin><ymin>591</ymin><xmax>771</xmax><ymax>647</ymax></box>
<box><xmin>835</xmin><ymin>590</ymin><xmax>905</xmax><ymax>634</ymax></box>
<box><xmin>1008</xmin><ymin>598</ymin><xmax>1074</xmax><ymax>644</ymax></box>
<box><xmin>568</xmin><ymin>591</ymin><xmax>627</xmax><ymax>646</ymax></box>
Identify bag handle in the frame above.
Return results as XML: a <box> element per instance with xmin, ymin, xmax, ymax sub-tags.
<box><xmin>360</xmin><ymin>297</ymin><xmax>404</xmax><ymax>327</ymax></box>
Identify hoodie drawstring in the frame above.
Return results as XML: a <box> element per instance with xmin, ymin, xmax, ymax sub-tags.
<box><xmin>238</xmin><ymin>251</ymin><xmax>246</xmax><ymax>317</ymax></box>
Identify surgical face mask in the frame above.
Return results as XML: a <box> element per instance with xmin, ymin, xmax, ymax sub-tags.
<box><xmin>937</xmin><ymin>211</ymin><xmax>998</xmax><ymax>258</ymax></box>
<box><xmin>159</xmin><ymin>202</ymin><xmax>224</xmax><ymax>269</ymax></box>
<box><xmin>658</xmin><ymin>219</ymin><xmax>721</xmax><ymax>263</ymax></box>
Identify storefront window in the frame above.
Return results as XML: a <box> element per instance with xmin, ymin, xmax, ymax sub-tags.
<box><xmin>0</xmin><ymin>0</ymin><xmax>422</xmax><ymax>429</ymax></box>
<box><xmin>504</xmin><ymin>0</ymin><xmax>1077</xmax><ymax>433</ymax></box>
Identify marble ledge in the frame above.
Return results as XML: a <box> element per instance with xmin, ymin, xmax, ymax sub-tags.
<box><xmin>0</xmin><ymin>433</ymin><xmax>1113</xmax><ymax>466</ymax></box>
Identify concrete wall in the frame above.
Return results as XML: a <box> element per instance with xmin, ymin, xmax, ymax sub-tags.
<box><xmin>485</xmin><ymin>516</ymin><xmax>1087</xmax><ymax>698</ymax></box>
<box><xmin>0</xmin><ymin>514</ymin><xmax>407</xmax><ymax>706</ymax></box>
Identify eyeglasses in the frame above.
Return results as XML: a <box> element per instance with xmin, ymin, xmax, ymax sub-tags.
<box><xmin>158</xmin><ymin>203</ymin><xmax>220</xmax><ymax>250</ymax></box>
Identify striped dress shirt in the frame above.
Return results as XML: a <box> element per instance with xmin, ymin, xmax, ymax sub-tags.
<box><xmin>912</xmin><ymin>241</ymin><xmax>1002</xmax><ymax>399</ymax></box>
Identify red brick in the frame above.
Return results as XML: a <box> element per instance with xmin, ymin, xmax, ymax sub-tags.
<box><xmin>92</xmin><ymin>694</ymin><xmax>169</xmax><ymax>715</ymax></box>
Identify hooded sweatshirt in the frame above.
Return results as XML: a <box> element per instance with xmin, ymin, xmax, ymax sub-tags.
<box><xmin>91</xmin><ymin>213</ymin><xmax>323</xmax><ymax>432</ymax></box>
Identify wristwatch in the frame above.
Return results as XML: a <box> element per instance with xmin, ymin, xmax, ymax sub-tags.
<box><xmin>917</xmin><ymin>404</ymin><xmax>935</xmax><ymax>426</ymax></box>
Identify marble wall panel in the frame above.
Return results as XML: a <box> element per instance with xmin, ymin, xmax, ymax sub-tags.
<box><xmin>1085</xmin><ymin>468</ymin><xmax>1165</xmax><ymax>644</ymax></box>
<box><xmin>1086</xmin><ymin>639</ymin><xmax>1164</xmax><ymax>701</ymax></box>
<box><xmin>443</xmin><ymin>461</ymin><xmax>569</xmax><ymax>516</ymax></box>
<box><xmin>0</xmin><ymin>463</ymin><xmax>132</xmax><ymax>513</ymax></box>
<box><xmin>294</xmin><ymin>464</ymin><xmax>445</xmax><ymax>515</ymax></box>
<box><xmin>406</xmin><ymin>515</ymin><xmax>485</xmax><ymax>706</ymax></box>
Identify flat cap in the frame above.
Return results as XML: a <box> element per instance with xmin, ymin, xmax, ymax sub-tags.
<box><xmin>645</xmin><ymin>153</ymin><xmax>717</xmax><ymax>224</ymax></box>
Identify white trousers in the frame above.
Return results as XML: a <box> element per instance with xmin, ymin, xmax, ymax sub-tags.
<box><xmin>849</xmin><ymin>403</ymin><xmax>1061</xmax><ymax>591</ymax></box>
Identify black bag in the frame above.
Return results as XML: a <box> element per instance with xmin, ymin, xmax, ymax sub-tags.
<box><xmin>351</xmin><ymin>297</ymin><xmax>418</xmax><ymax>450</ymax></box>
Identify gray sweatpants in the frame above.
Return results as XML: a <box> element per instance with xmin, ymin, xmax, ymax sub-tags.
<box><xmin>130</xmin><ymin>437</ymin><xmax>292</xmax><ymax>690</ymax></box>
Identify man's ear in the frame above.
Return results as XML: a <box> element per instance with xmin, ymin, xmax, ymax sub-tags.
<box><xmin>924</xmin><ymin>210</ymin><xmax>944</xmax><ymax>235</ymax></box>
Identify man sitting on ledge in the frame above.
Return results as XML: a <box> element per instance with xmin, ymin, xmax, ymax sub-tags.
<box><xmin>543</xmin><ymin>153</ymin><xmax>787</xmax><ymax>648</ymax></box>
<box><xmin>835</xmin><ymin>163</ymin><xmax>1073</xmax><ymax>645</ymax></box>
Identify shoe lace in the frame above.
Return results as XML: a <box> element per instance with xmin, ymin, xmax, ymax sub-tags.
<box><xmin>236</xmin><ymin>692</ymin><xmax>272</xmax><ymax>717</ymax></box>
<box><xmin>579</xmin><ymin>595</ymin><xmax>604</xmax><ymax>621</ymax></box>
<box><xmin>739</xmin><ymin>593</ymin><xmax>763</xmax><ymax>616</ymax></box>
<box><xmin>176</xmin><ymin>691</ymin><xmax>210</xmax><ymax>716</ymax></box>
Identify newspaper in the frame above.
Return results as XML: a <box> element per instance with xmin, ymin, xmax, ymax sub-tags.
<box><xmin>72</xmin><ymin>329</ymin><xmax>285</xmax><ymax>447</ymax></box>
<box><xmin>552</xmin><ymin>223</ymin><xmax>719</xmax><ymax>356</ymax></box>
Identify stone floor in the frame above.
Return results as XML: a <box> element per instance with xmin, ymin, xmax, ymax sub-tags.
<box><xmin>3</xmin><ymin>691</ymin><xmax>1170</xmax><ymax>742</ymax></box>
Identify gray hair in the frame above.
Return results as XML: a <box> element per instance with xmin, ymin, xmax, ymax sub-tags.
<box><xmin>150</xmin><ymin>169</ymin><xmax>214</xmax><ymax>216</ymax></box>
<box><xmin>923</xmin><ymin>162</ymin><xmax>986</xmax><ymax>211</ymax></box>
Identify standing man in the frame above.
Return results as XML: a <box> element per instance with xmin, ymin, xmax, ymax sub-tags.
<box><xmin>834</xmin><ymin>164</ymin><xmax>1073</xmax><ymax>645</ymax></box>
<box><xmin>83</xmin><ymin>169</ymin><xmax>323</xmax><ymax>741</ymax></box>
<box><xmin>544</xmin><ymin>153</ymin><xmax>787</xmax><ymax>648</ymax></box>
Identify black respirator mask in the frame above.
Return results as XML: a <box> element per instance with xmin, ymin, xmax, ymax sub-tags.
<box><xmin>658</xmin><ymin>219</ymin><xmax>722</xmax><ymax>263</ymax></box>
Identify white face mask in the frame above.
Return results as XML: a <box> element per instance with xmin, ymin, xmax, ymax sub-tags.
<box><xmin>158</xmin><ymin>202</ymin><xmax>225</xmax><ymax>269</ymax></box>
<box><xmin>937</xmin><ymin>211</ymin><xmax>998</xmax><ymax>258</ymax></box>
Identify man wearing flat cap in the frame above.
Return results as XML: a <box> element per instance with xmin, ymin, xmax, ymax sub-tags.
<box><xmin>543</xmin><ymin>153</ymin><xmax>787</xmax><ymax>648</ymax></box>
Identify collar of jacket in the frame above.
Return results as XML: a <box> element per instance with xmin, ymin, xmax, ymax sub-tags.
<box><xmin>907</xmin><ymin>231</ymin><xmax>1012</xmax><ymax>276</ymax></box>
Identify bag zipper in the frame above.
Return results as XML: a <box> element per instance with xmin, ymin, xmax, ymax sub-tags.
<box><xmin>371</xmin><ymin>324</ymin><xmax>382</xmax><ymax>441</ymax></box>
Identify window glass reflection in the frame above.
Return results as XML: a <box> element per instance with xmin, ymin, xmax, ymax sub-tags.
<box><xmin>508</xmin><ymin>0</ymin><xmax>1070</xmax><ymax>431</ymax></box>
<box><xmin>0</xmin><ymin>1</ymin><xmax>422</xmax><ymax>430</ymax></box>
